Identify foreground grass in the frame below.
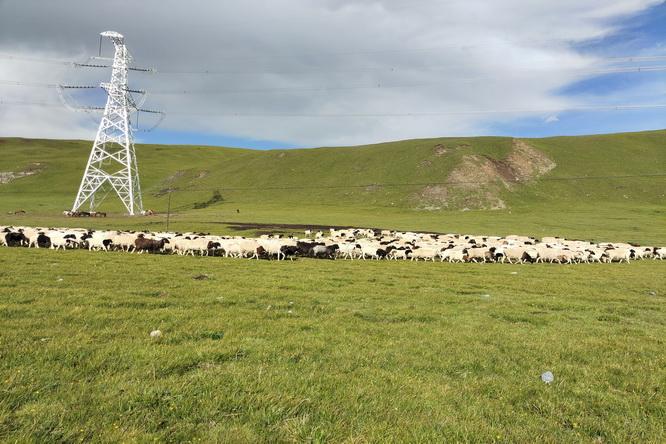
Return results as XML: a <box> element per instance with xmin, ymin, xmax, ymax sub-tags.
<box><xmin>1</xmin><ymin>248</ymin><xmax>664</xmax><ymax>443</ymax></box>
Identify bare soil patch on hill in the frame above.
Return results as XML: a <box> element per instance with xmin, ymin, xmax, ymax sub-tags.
<box><xmin>412</xmin><ymin>139</ymin><xmax>556</xmax><ymax>211</ymax></box>
<box><xmin>0</xmin><ymin>162</ymin><xmax>49</xmax><ymax>184</ymax></box>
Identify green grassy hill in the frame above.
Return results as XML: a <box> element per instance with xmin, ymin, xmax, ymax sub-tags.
<box><xmin>1</xmin><ymin>130</ymin><xmax>664</xmax><ymax>243</ymax></box>
<box><xmin>1</xmin><ymin>133</ymin><xmax>665</xmax><ymax>443</ymax></box>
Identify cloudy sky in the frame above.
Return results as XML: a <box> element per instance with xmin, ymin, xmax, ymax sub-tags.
<box><xmin>1</xmin><ymin>0</ymin><xmax>664</xmax><ymax>149</ymax></box>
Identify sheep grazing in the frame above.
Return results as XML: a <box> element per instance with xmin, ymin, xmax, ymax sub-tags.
<box><xmin>46</xmin><ymin>232</ymin><xmax>80</xmax><ymax>250</ymax></box>
<box><xmin>535</xmin><ymin>248</ymin><xmax>576</xmax><ymax>264</ymax></box>
<box><xmin>220</xmin><ymin>239</ymin><xmax>265</xmax><ymax>259</ymax></box>
<box><xmin>4</xmin><ymin>231</ymin><xmax>28</xmax><ymax>247</ymax></box>
<box><xmin>336</xmin><ymin>243</ymin><xmax>361</xmax><ymax>260</ymax></box>
<box><xmin>386</xmin><ymin>246</ymin><xmax>412</xmax><ymax>260</ymax></box>
<box><xmin>35</xmin><ymin>233</ymin><xmax>52</xmax><ymax>249</ymax></box>
<box><xmin>172</xmin><ymin>237</ymin><xmax>222</xmax><ymax>256</ymax></box>
<box><xmin>439</xmin><ymin>248</ymin><xmax>468</xmax><ymax>263</ymax></box>
<box><xmin>311</xmin><ymin>244</ymin><xmax>339</xmax><ymax>259</ymax></box>
<box><xmin>82</xmin><ymin>234</ymin><xmax>113</xmax><ymax>252</ymax></box>
<box><xmin>409</xmin><ymin>247</ymin><xmax>439</xmax><ymax>261</ymax></box>
<box><xmin>497</xmin><ymin>247</ymin><xmax>535</xmax><ymax>264</ymax></box>
<box><xmin>297</xmin><ymin>241</ymin><xmax>320</xmax><ymax>258</ymax></box>
<box><xmin>241</xmin><ymin>241</ymin><xmax>266</xmax><ymax>260</ymax></box>
<box><xmin>603</xmin><ymin>248</ymin><xmax>635</xmax><ymax>264</ymax></box>
<box><xmin>134</xmin><ymin>236</ymin><xmax>169</xmax><ymax>254</ymax></box>
<box><xmin>2</xmin><ymin>224</ymin><xmax>661</xmax><ymax>266</ymax></box>
<box><xmin>280</xmin><ymin>244</ymin><xmax>300</xmax><ymax>260</ymax></box>
<box><xmin>359</xmin><ymin>245</ymin><xmax>386</xmax><ymax>260</ymax></box>
<box><xmin>260</xmin><ymin>240</ymin><xmax>288</xmax><ymax>260</ymax></box>
<box><xmin>465</xmin><ymin>246</ymin><xmax>496</xmax><ymax>263</ymax></box>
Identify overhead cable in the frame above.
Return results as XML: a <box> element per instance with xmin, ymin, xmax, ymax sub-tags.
<box><xmin>2</xmin><ymin>100</ymin><xmax>664</xmax><ymax>117</ymax></box>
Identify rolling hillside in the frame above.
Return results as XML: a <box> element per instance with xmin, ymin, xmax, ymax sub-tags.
<box><xmin>1</xmin><ymin>130</ymin><xmax>664</xmax><ymax>243</ymax></box>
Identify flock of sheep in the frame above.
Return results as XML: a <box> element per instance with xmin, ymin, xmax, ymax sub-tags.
<box><xmin>2</xmin><ymin>225</ymin><xmax>664</xmax><ymax>264</ymax></box>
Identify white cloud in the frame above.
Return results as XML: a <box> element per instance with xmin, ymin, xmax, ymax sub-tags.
<box><xmin>0</xmin><ymin>0</ymin><xmax>663</xmax><ymax>147</ymax></box>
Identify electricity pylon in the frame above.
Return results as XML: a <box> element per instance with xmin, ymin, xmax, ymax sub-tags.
<box><xmin>70</xmin><ymin>31</ymin><xmax>160</xmax><ymax>215</ymax></box>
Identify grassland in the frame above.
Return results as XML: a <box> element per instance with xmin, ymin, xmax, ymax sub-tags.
<box><xmin>1</xmin><ymin>130</ymin><xmax>665</xmax><ymax>243</ymax></box>
<box><xmin>1</xmin><ymin>247</ymin><xmax>664</xmax><ymax>443</ymax></box>
<box><xmin>1</xmin><ymin>131</ymin><xmax>665</xmax><ymax>442</ymax></box>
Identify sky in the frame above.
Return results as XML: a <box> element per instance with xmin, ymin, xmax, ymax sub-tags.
<box><xmin>0</xmin><ymin>0</ymin><xmax>664</xmax><ymax>150</ymax></box>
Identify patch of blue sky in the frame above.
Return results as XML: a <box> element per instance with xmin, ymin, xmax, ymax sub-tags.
<box><xmin>537</xmin><ymin>2</ymin><xmax>666</xmax><ymax>137</ymax></box>
<box><xmin>572</xmin><ymin>2</ymin><xmax>666</xmax><ymax>57</ymax></box>
<box><xmin>484</xmin><ymin>107</ymin><xmax>665</xmax><ymax>139</ymax></box>
<box><xmin>556</xmin><ymin>70</ymin><xmax>664</xmax><ymax>99</ymax></box>
<box><xmin>135</xmin><ymin>128</ymin><xmax>300</xmax><ymax>150</ymax></box>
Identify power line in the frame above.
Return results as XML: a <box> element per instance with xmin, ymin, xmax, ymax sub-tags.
<box><xmin>166</xmin><ymin>105</ymin><xmax>666</xmax><ymax>117</ymax></box>
<box><xmin>2</xmin><ymin>100</ymin><xmax>665</xmax><ymax>117</ymax></box>
<box><xmin>0</xmin><ymin>54</ymin><xmax>74</xmax><ymax>66</ymax></box>
<box><xmin>152</xmin><ymin>65</ymin><xmax>666</xmax><ymax>94</ymax></box>
<box><xmin>5</xmin><ymin>65</ymin><xmax>662</xmax><ymax>95</ymax></box>
<box><xmin>147</xmin><ymin>65</ymin><xmax>666</xmax><ymax>95</ymax></box>
<box><xmin>153</xmin><ymin>57</ymin><xmax>666</xmax><ymax>75</ymax></box>
<box><xmin>3</xmin><ymin>50</ymin><xmax>665</xmax><ymax>74</ymax></box>
<box><xmin>152</xmin><ymin>58</ymin><xmax>666</xmax><ymax>75</ymax></box>
<box><xmin>0</xmin><ymin>100</ymin><xmax>64</xmax><ymax>108</ymax></box>
<box><xmin>0</xmin><ymin>80</ymin><xmax>59</xmax><ymax>88</ymax></box>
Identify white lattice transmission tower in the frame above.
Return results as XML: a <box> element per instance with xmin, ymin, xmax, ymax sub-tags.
<box><xmin>70</xmin><ymin>31</ymin><xmax>158</xmax><ymax>215</ymax></box>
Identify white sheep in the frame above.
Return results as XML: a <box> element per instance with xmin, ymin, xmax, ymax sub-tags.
<box><xmin>439</xmin><ymin>248</ymin><xmax>468</xmax><ymax>263</ymax></box>
<box><xmin>387</xmin><ymin>247</ymin><xmax>411</xmax><ymax>260</ymax></box>
<box><xmin>109</xmin><ymin>232</ymin><xmax>138</xmax><ymax>252</ymax></box>
<box><xmin>604</xmin><ymin>248</ymin><xmax>634</xmax><ymax>264</ymax></box>
<box><xmin>86</xmin><ymin>237</ymin><xmax>113</xmax><ymax>251</ymax></box>
<box><xmin>409</xmin><ymin>247</ymin><xmax>439</xmax><ymax>261</ymax></box>
<box><xmin>259</xmin><ymin>239</ymin><xmax>286</xmax><ymax>260</ymax></box>
<box><xmin>26</xmin><ymin>230</ymin><xmax>44</xmax><ymax>248</ymax></box>
<box><xmin>536</xmin><ymin>248</ymin><xmax>575</xmax><ymax>264</ymax></box>
<box><xmin>465</xmin><ymin>247</ymin><xmax>495</xmax><ymax>263</ymax></box>
<box><xmin>221</xmin><ymin>240</ymin><xmax>243</xmax><ymax>258</ymax></box>
<box><xmin>497</xmin><ymin>247</ymin><xmax>534</xmax><ymax>264</ymax></box>
<box><xmin>360</xmin><ymin>245</ymin><xmax>383</xmax><ymax>260</ymax></box>
<box><xmin>46</xmin><ymin>231</ymin><xmax>79</xmax><ymax>250</ymax></box>
<box><xmin>336</xmin><ymin>243</ymin><xmax>360</xmax><ymax>260</ymax></box>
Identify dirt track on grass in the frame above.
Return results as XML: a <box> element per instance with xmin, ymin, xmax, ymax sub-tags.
<box><xmin>211</xmin><ymin>221</ymin><xmax>387</xmax><ymax>236</ymax></box>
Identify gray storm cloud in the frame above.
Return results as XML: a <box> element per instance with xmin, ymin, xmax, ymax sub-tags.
<box><xmin>1</xmin><ymin>0</ymin><xmax>663</xmax><ymax>147</ymax></box>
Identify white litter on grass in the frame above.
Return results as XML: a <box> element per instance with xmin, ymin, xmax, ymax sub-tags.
<box><xmin>541</xmin><ymin>371</ymin><xmax>554</xmax><ymax>384</ymax></box>
<box><xmin>150</xmin><ymin>330</ymin><xmax>162</xmax><ymax>338</ymax></box>
<box><xmin>510</xmin><ymin>272</ymin><xmax>518</xmax><ymax>275</ymax></box>
<box><xmin>482</xmin><ymin>294</ymin><xmax>490</xmax><ymax>298</ymax></box>
<box><xmin>56</xmin><ymin>278</ymin><xmax>63</xmax><ymax>282</ymax></box>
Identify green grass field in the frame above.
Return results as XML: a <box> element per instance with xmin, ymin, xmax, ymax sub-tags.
<box><xmin>1</xmin><ymin>131</ymin><xmax>665</xmax><ymax>442</ymax></box>
<box><xmin>1</xmin><ymin>248</ymin><xmax>664</xmax><ymax>443</ymax></box>
<box><xmin>1</xmin><ymin>130</ymin><xmax>665</xmax><ymax>244</ymax></box>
